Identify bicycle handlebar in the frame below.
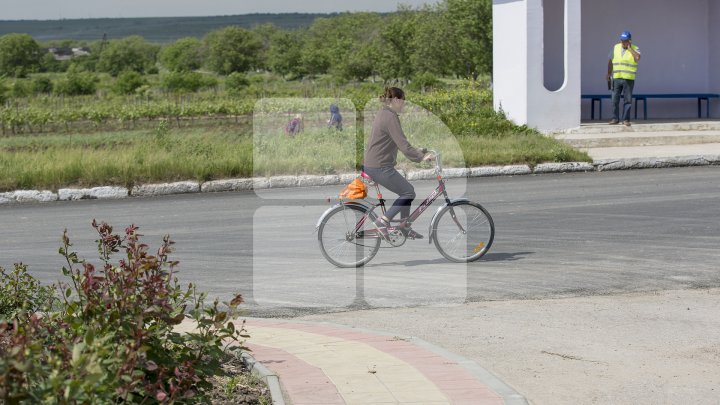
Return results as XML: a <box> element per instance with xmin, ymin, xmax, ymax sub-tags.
<box><xmin>426</xmin><ymin>149</ymin><xmax>442</xmax><ymax>174</ymax></box>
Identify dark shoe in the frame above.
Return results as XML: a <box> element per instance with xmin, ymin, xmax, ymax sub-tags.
<box><xmin>624</xmin><ymin>120</ymin><xmax>631</xmax><ymax>126</ymax></box>
<box><xmin>608</xmin><ymin>119</ymin><xmax>619</xmax><ymax>125</ymax></box>
<box><xmin>403</xmin><ymin>228</ymin><xmax>424</xmax><ymax>240</ymax></box>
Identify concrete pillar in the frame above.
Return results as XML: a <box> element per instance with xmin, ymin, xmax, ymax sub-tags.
<box><xmin>710</xmin><ymin>0</ymin><xmax>720</xmax><ymax>118</ymax></box>
<box><xmin>493</xmin><ymin>0</ymin><xmax>581</xmax><ymax>132</ymax></box>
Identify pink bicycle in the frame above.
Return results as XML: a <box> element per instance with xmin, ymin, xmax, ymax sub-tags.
<box><xmin>317</xmin><ymin>151</ymin><xmax>495</xmax><ymax>267</ymax></box>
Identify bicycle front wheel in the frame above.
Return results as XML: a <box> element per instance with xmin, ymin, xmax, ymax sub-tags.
<box><xmin>432</xmin><ymin>201</ymin><xmax>494</xmax><ymax>263</ymax></box>
<box><xmin>318</xmin><ymin>204</ymin><xmax>381</xmax><ymax>268</ymax></box>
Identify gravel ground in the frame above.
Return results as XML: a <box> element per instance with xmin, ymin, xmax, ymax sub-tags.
<box><xmin>300</xmin><ymin>288</ymin><xmax>720</xmax><ymax>405</ymax></box>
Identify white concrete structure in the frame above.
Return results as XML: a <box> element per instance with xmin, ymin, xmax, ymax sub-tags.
<box><xmin>710</xmin><ymin>1</ymin><xmax>720</xmax><ymax>119</ymax></box>
<box><xmin>493</xmin><ymin>0</ymin><xmax>720</xmax><ymax>131</ymax></box>
<box><xmin>493</xmin><ymin>0</ymin><xmax>582</xmax><ymax>131</ymax></box>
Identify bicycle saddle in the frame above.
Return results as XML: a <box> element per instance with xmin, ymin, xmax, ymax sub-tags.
<box><xmin>360</xmin><ymin>171</ymin><xmax>375</xmax><ymax>184</ymax></box>
<box><xmin>360</xmin><ymin>170</ymin><xmax>375</xmax><ymax>186</ymax></box>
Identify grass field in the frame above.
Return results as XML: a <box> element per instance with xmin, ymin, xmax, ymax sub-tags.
<box><xmin>0</xmin><ymin>126</ymin><xmax>251</xmax><ymax>191</ymax></box>
<box><xmin>0</xmin><ymin>122</ymin><xmax>588</xmax><ymax>192</ymax></box>
<box><xmin>0</xmin><ymin>79</ymin><xmax>590</xmax><ymax>192</ymax></box>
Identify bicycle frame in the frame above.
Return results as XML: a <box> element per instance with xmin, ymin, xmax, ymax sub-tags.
<box><xmin>318</xmin><ymin>149</ymin><xmax>494</xmax><ymax>266</ymax></box>
<box><xmin>367</xmin><ymin>173</ymin><xmax>450</xmax><ymax>227</ymax></box>
<box><xmin>355</xmin><ymin>150</ymin><xmax>466</xmax><ymax>239</ymax></box>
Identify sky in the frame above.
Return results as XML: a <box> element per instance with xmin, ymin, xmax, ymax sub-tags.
<box><xmin>1</xmin><ymin>0</ymin><xmax>436</xmax><ymax>20</ymax></box>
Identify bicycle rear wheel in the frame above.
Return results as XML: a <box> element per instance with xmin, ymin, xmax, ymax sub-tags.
<box><xmin>318</xmin><ymin>204</ymin><xmax>381</xmax><ymax>268</ymax></box>
<box><xmin>432</xmin><ymin>201</ymin><xmax>494</xmax><ymax>262</ymax></box>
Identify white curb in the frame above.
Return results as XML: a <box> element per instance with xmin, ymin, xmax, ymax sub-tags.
<box><xmin>58</xmin><ymin>186</ymin><xmax>128</xmax><ymax>201</ymax></box>
<box><xmin>201</xmin><ymin>179</ymin><xmax>253</xmax><ymax>193</ymax></box>
<box><xmin>406</xmin><ymin>169</ymin><xmax>436</xmax><ymax>180</ymax></box>
<box><xmin>443</xmin><ymin>168</ymin><xmax>470</xmax><ymax>178</ymax></box>
<box><xmin>470</xmin><ymin>165</ymin><xmax>533</xmax><ymax>177</ymax></box>
<box><xmin>534</xmin><ymin>162</ymin><xmax>595</xmax><ymax>174</ymax></box>
<box><xmin>241</xmin><ymin>352</ymin><xmax>286</xmax><ymax>405</ymax></box>
<box><xmin>296</xmin><ymin>175</ymin><xmax>341</xmax><ymax>187</ymax></box>
<box><xmin>268</xmin><ymin>176</ymin><xmax>297</xmax><ymax>189</ymax></box>
<box><xmin>132</xmin><ymin>181</ymin><xmax>200</xmax><ymax>196</ymax></box>
<box><xmin>594</xmin><ymin>155</ymin><xmax>720</xmax><ymax>171</ymax></box>
<box><xmin>339</xmin><ymin>173</ymin><xmax>358</xmax><ymax>184</ymax></box>
<box><xmin>0</xmin><ymin>193</ymin><xmax>14</xmax><ymax>204</ymax></box>
<box><xmin>2</xmin><ymin>159</ymin><xmax>717</xmax><ymax>205</ymax></box>
<box><xmin>9</xmin><ymin>190</ymin><xmax>58</xmax><ymax>203</ymax></box>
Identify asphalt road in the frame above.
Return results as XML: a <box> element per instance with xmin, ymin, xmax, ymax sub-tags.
<box><xmin>2</xmin><ymin>166</ymin><xmax>719</xmax><ymax>317</ymax></box>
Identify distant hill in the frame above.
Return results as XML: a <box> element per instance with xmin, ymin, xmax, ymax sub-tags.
<box><xmin>0</xmin><ymin>13</ymin><xmax>336</xmax><ymax>43</ymax></box>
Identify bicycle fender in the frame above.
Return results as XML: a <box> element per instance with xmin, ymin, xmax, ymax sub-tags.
<box><xmin>427</xmin><ymin>198</ymin><xmax>470</xmax><ymax>244</ymax></box>
<box><xmin>315</xmin><ymin>201</ymin><xmax>373</xmax><ymax>229</ymax></box>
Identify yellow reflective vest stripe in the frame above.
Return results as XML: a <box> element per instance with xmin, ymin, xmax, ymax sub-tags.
<box><xmin>612</xmin><ymin>43</ymin><xmax>638</xmax><ymax>80</ymax></box>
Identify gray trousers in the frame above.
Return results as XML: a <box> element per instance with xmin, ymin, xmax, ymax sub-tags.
<box><xmin>362</xmin><ymin>166</ymin><xmax>415</xmax><ymax>221</ymax></box>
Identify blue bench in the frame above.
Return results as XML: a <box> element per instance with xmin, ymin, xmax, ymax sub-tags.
<box><xmin>582</xmin><ymin>93</ymin><xmax>719</xmax><ymax>120</ymax></box>
<box><xmin>633</xmin><ymin>94</ymin><xmax>719</xmax><ymax>119</ymax></box>
<box><xmin>582</xmin><ymin>94</ymin><xmax>611</xmax><ymax>120</ymax></box>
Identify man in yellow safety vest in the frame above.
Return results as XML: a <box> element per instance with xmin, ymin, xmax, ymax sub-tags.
<box><xmin>607</xmin><ymin>31</ymin><xmax>641</xmax><ymax>126</ymax></box>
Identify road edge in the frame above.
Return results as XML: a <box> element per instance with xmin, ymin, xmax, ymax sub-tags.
<box><xmin>1</xmin><ymin>156</ymin><xmax>718</xmax><ymax>205</ymax></box>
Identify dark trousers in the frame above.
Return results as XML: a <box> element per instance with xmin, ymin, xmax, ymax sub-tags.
<box><xmin>362</xmin><ymin>166</ymin><xmax>415</xmax><ymax>221</ymax></box>
<box><xmin>612</xmin><ymin>78</ymin><xmax>635</xmax><ymax>121</ymax></box>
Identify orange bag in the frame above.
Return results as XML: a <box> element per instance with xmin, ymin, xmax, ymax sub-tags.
<box><xmin>339</xmin><ymin>178</ymin><xmax>367</xmax><ymax>199</ymax></box>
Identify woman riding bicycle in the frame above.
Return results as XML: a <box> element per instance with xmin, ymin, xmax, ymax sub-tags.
<box><xmin>318</xmin><ymin>87</ymin><xmax>494</xmax><ymax>267</ymax></box>
<box><xmin>363</xmin><ymin>87</ymin><xmax>434</xmax><ymax>239</ymax></box>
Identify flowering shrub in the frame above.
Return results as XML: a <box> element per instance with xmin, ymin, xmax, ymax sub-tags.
<box><xmin>0</xmin><ymin>220</ymin><xmax>248</xmax><ymax>404</ymax></box>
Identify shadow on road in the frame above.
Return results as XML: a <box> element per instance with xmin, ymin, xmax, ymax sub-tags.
<box><xmin>361</xmin><ymin>251</ymin><xmax>535</xmax><ymax>267</ymax></box>
<box><xmin>366</xmin><ymin>258</ymin><xmax>450</xmax><ymax>268</ymax></box>
<box><xmin>476</xmin><ymin>251</ymin><xmax>534</xmax><ymax>262</ymax></box>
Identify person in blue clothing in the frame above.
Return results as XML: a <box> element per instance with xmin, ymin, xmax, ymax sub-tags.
<box><xmin>327</xmin><ymin>104</ymin><xmax>343</xmax><ymax>131</ymax></box>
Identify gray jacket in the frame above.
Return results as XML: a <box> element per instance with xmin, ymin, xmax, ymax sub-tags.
<box><xmin>363</xmin><ymin>106</ymin><xmax>425</xmax><ymax>168</ymax></box>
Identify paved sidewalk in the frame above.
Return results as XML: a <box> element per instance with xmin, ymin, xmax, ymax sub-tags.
<box><xmin>241</xmin><ymin>318</ymin><xmax>528</xmax><ymax>405</ymax></box>
<box><xmin>554</xmin><ymin>119</ymin><xmax>720</xmax><ymax>162</ymax></box>
<box><xmin>584</xmin><ymin>143</ymin><xmax>720</xmax><ymax>160</ymax></box>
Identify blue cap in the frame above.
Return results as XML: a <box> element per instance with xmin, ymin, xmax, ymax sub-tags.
<box><xmin>619</xmin><ymin>31</ymin><xmax>632</xmax><ymax>40</ymax></box>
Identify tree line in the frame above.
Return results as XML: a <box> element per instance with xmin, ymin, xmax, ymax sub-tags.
<box><xmin>0</xmin><ymin>0</ymin><xmax>490</xmax><ymax>84</ymax></box>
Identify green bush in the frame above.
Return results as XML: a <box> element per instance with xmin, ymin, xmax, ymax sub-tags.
<box><xmin>410</xmin><ymin>72</ymin><xmax>441</xmax><ymax>91</ymax></box>
<box><xmin>8</xmin><ymin>80</ymin><xmax>32</xmax><ymax>98</ymax></box>
<box><xmin>70</xmin><ymin>55</ymin><xmax>97</xmax><ymax>73</ymax></box>
<box><xmin>161</xmin><ymin>72</ymin><xmax>218</xmax><ymax>93</ymax></box>
<box><xmin>113</xmin><ymin>70</ymin><xmax>148</xmax><ymax>95</ymax></box>
<box><xmin>248</xmin><ymin>74</ymin><xmax>265</xmax><ymax>85</ymax></box>
<box><xmin>204</xmin><ymin>27</ymin><xmax>261</xmax><ymax>75</ymax></box>
<box><xmin>159</xmin><ymin>37</ymin><xmax>205</xmax><ymax>72</ymax></box>
<box><xmin>31</xmin><ymin>76</ymin><xmax>54</xmax><ymax>94</ymax></box>
<box><xmin>96</xmin><ymin>36</ymin><xmax>160</xmax><ymax>77</ymax></box>
<box><xmin>0</xmin><ymin>78</ymin><xmax>6</xmax><ymax>104</ymax></box>
<box><xmin>0</xmin><ymin>221</ymin><xmax>248</xmax><ymax>403</ymax></box>
<box><xmin>54</xmin><ymin>67</ymin><xmax>98</xmax><ymax>96</ymax></box>
<box><xmin>0</xmin><ymin>34</ymin><xmax>42</xmax><ymax>78</ymax></box>
<box><xmin>0</xmin><ymin>263</ymin><xmax>55</xmax><ymax>322</ymax></box>
<box><xmin>225</xmin><ymin>72</ymin><xmax>250</xmax><ymax>94</ymax></box>
<box><xmin>39</xmin><ymin>53</ymin><xmax>63</xmax><ymax>73</ymax></box>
